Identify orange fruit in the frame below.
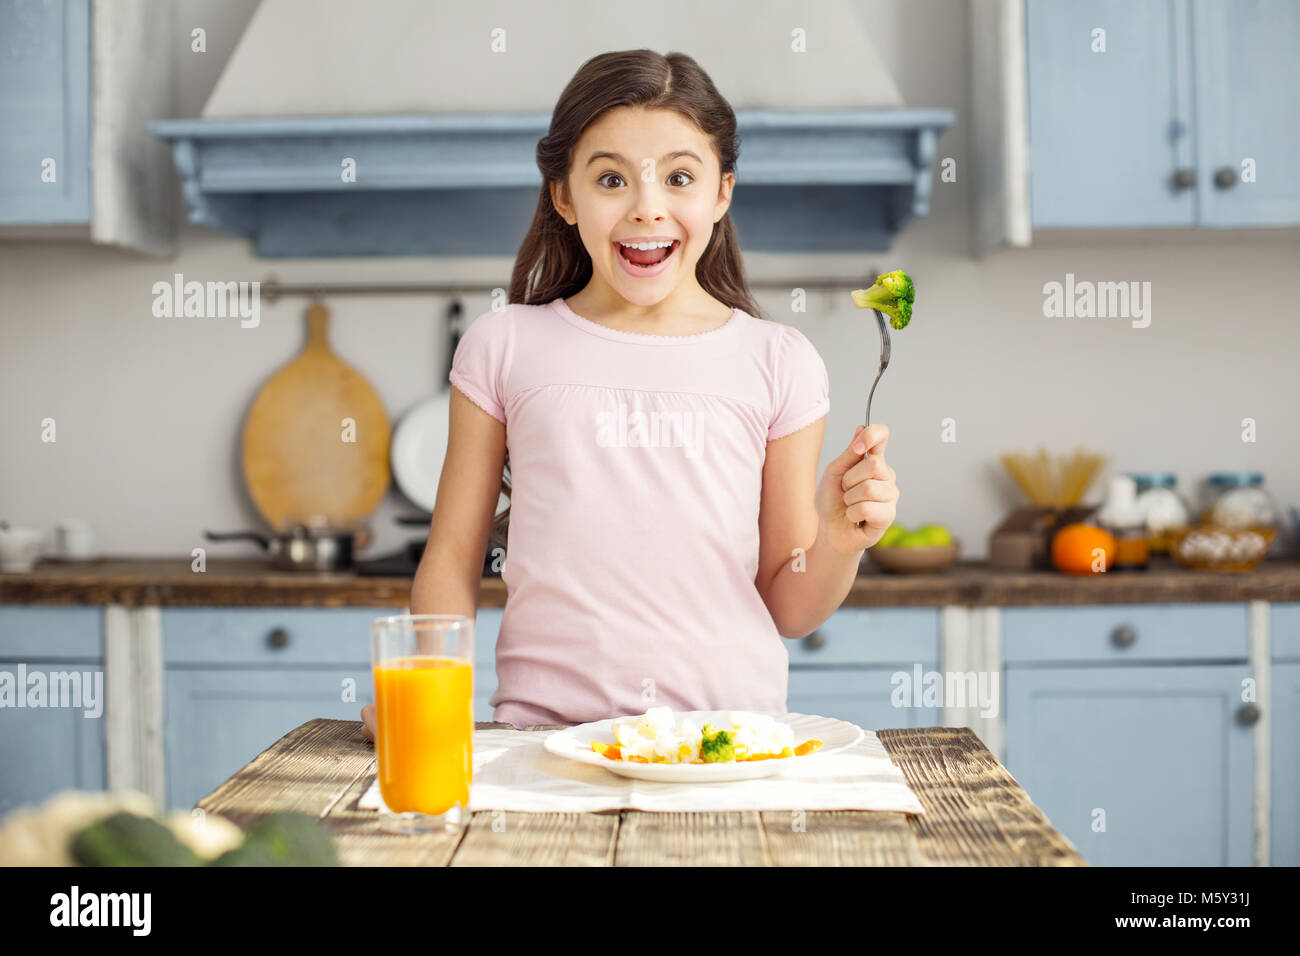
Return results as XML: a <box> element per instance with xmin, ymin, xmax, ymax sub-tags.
<box><xmin>1051</xmin><ymin>523</ymin><xmax>1116</xmax><ymax>574</ymax></box>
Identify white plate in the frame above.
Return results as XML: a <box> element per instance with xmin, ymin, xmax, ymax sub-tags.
<box><xmin>390</xmin><ymin>391</ymin><xmax>508</xmax><ymax>515</ymax></box>
<box><xmin>543</xmin><ymin>710</ymin><xmax>865</xmax><ymax>782</ymax></box>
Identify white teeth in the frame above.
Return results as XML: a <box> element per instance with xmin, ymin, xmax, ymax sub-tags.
<box><xmin>618</xmin><ymin>240</ymin><xmax>675</xmax><ymax>250</ymax></box>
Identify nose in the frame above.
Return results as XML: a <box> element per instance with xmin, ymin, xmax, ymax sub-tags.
<box><xmin>629</xmin><ymin>179</ymin><xmax>669</xmax><ymax>224</ymax></box>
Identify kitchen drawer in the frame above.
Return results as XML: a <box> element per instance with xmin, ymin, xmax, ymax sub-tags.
<box><xmin>162</xmin><ymin>607</ymin><xmax>500</xmax><ymax>666</ymax></box>
<box><xmin>0</xmin><ymin>606</ymin><xmax>103</xmax><ymax>660</ymax></box>
<box><xmin>1002</xmin><ymin>604</ymin><xmax>1248</xmax><ymax>665</ymax></box>
<box><xmin>785</xmin><ymin>608</ymin><xmax>939</xmax><ymax>666</ymax></box>
<box><xmin>162</xmin><ymin>607</ymin><xmax>406</xmax><ymax>665</ymax></box>
<box><xmin>1273</xmin><ymin>603</ymin><xmax>1300</xmax><ymax>661</ymax></box>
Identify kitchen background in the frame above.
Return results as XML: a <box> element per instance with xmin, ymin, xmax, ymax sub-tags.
<box><xmin>2</xmin><ymin>0</ymin><xmax>1298</xmax><ymax>869</ymax></box>
<box><xmin>2</xmin><ymin>0</ymin><xmax>1295</xmax><ymax>560</ymax></box>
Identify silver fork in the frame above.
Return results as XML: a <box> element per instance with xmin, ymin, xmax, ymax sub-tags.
<box><xmin>857</xmin><ymin>308</ymin><xmax>891</xmax><ymax>529</ymax></box>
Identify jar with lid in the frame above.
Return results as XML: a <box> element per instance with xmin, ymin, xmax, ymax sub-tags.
<box><xmin>1129</xmin><ymin>472</ymin><xmax>1191</xmax><ymax>553</ymax></box>
<box><xmin>1202</xmin><ymin>473</ymin><xmax>1277</xmax><ymax>530</ymax></box>
<box><xmin>1097</xmin><ymin>475</ymin><xmax>1149</xmax><ymax>570</ymax></box>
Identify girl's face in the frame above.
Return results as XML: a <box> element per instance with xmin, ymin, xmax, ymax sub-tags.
<box><xmin>551</xmin><ymin>106</ymin><xmax>734</xmax><ymax>309</ymax></box>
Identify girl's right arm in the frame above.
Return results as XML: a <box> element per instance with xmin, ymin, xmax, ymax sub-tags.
<box><xmin>361</xmin><ymin>386</ymin><xmax>507</xmax><ymax>741</ymax></box>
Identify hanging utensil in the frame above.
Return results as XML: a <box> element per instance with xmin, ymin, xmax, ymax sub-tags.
<box><xmin>241</xmin><ymin>301</ymin><xmax>392</xmax><ymax>531</ymax></box>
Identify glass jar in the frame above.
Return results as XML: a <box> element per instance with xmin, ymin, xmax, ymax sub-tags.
<box><xmin>1129</xmin><ymin>472</ymin><xmax>1191</xmax><ymax>554</ymax></box>
<box><xmin>1203</xmin><ymin>473</ymin><xmax>1277</xmax><ymax>530</ymax></box>
<box><xmin>1097</xmin><ymin>475</ymin><xmax>1149</xmax><ymax>571</ymax></box>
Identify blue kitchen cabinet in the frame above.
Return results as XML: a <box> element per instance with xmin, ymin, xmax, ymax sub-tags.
<box><xmin>1191</xmin><ymin>0</ymin><xmax>1300</xmax><ymax>226</ymax></box>
<box><xmin>160</xmin><ymin>605</ymin><xmax>501</xmax><ymax>808</ymax></box>
<box><xmin>0</xmin><ymin>606</ymin><xmax>106</xmax><ymax>815</ymax></box>
<box><xmin>1274</xmin><ymin>663</ymin><xmax>1300</xmax><ymax>866</ymax></box>
<box><xmin>0</xmin><ymin>0</ymin><xmax>91</xmax><ymax>224</ymax></box>
<box><xmin>165</xmin><ymin>666</ymin><xmax>376</xmax><ymax>810</ymax></box>
<box><xmin>1002</xmin><ymin>603</ymin><xmax>1253</xmax><ymax>866</ymax></box>
<box><xmin>1273</xmin><ymin>601</ymin><xmax>1300</xmax><ymax>662</ymax></box>
<box><xmin>786</xmin><ymin>608</ymin><xmax>941</xmax><ymax>729</ymax></box>
<box><xmin>1025</xmin><ymin>0</ymin><xmax>1300</xmax><ymax>228</ymax></box>
<box><xmin>473</xmin><ymin>608</ymin><xmax>502</xmax><ymax>721</ymax></box>
<box><xmin>1025</xmin><ymin>0</ymin><xmax>1195</xmax><ymax>227</ymax></box>
<box><xmin>1271</xmin><ymin>602</ymin><xmax>1300</xmax><ymax>865</ymax></box>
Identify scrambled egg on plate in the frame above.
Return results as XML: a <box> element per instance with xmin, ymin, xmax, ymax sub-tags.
<box><xmin>605</xmin><ymin>707</ymin><xmax>798</xmax><ymax>764</ymax></box>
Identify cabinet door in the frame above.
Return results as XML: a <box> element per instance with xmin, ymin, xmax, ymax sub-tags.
<box><xmin>0</xmin><ymin>0</ymin><xmax>91</xmax><ymax>224</ymax></box>
<box><xmin>1005</xmin><ymin>664</ymin><xmax>1253</xmax><ymax>866</ymax></box>
<box><xmin>0</xmin><ymin>606</ymin><xmax>106</xmax><ymax>814</ymax></box>
<box><xmin>1191</xmin><ymin>0</ymin><xmax>1300</xmax><ymax>225</ymax></box>
<box><xmin>787</xmin><ymin>669</ymin><xmax>941</xmax><ymax>732</ymax></box>
<box><xmin>165</xmin><ymin>667</ymin><xmax>375</xmax><ymax>810</ymax></box>
<box><xmin>1272</xmin><ymin>662</ymin><xmax>1300</xmax><ymax>866</ymax></box>
<box><xmin>1025</xmin><ymin>0</ymin><xmax>1196</xmax><ymax>226</ymax></box>
<box><xmin>0</xmin><ymin>659</ymin><xmax>106</xmax><ymax>815</ymax></box>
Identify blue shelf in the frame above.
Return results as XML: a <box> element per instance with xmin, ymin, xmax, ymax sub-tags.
<box><xmin>149</xmin><ymin>109</ymin><xmax>953</xmax><ymax>257</ymax></box>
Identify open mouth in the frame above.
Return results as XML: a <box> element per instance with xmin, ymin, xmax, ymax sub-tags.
<box><xmin>616</xmin><ymin>240</ymin><xmax>680</xmax><ymax>270</ymax></box>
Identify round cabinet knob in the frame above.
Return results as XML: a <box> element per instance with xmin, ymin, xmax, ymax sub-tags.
<box><xmin>1172</xmin><ymin>168</ymin><xmax>1196</xmax><ymax>190</ymax></box>
<box><xmin>1236</xmin><ymin>703</ymin><xmax>1261</xmax><ymax>726</ymax></box>
<box><xmin>804</xmin><ymin>629</ymin><xmax>826</xmax><ymax>650</ymax></box>
<box><xmin>1214</xmin><ymin>167</ymin><xmax>1238</xmax><ymax>189</ymax></box>
<box><xmin>266</xmin><ymin>627</ymin><xmax>290</xmax><ymax>650</ymax></box>
<box><xmin>1110</xmin><ymin>625</ymin><xmax>1137</xmax><ymax>648</ymax></box>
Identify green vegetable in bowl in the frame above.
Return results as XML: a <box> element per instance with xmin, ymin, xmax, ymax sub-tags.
<box><xmin>68</xmin><ymin>809</ymin><xmax>338</xmax><ymax>867</ymax></box>
<box><xmin>71</xmin><ymin>812</ymin><xmax>204</xmax><ymax>867</ymax></box>
<box><xmin>874</xmin><ymin>525</ymin><xmax>908</xmax><ymax>548</ymax></box>
<box><xmin>851</xmin><ymin>270</ymin><xmax>915</xmax><ymax>330</ymax></box>
<box><xmin>211</xmin><ymin>813</ymin><xmax>339</xmax><ymax>867</ymax></box>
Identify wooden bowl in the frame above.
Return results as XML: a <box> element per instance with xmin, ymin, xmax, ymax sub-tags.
<box><xmin>1167</xmin><ymin>525</ymin><xmax>1275</xmax><ymax>571</ymax></box>
<box><xmin>865</xmin><ymin>539</ymin><xmax>961</xmax><ymax>573</ymax></box>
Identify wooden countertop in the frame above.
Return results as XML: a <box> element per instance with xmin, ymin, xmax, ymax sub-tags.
<box><xmin>3</xmin><ymin>555</ymin><xmax>1300</xmax><ymax>607</ymax></box>
<box><xmin>196</xmin><ymin>718</ymin><xmax>1085</xmax><ymax>866</ymax></box>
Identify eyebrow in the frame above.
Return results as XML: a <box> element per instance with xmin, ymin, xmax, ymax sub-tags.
<box><xmin>584</xmin><ymin>149</ymin><xmax>705</xmax><ymax>168</ymax></box>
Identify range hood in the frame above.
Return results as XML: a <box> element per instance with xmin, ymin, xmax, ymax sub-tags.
<box><xmin>150</xmin><ymin>0</ymin><xmax>953</xmax><ymax>257</ymax></box>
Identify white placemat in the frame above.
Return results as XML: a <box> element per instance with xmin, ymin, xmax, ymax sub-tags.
<box><xmin>358</xmin><ymin>728</ymin><xmax>925</xmax><ymax>814</ymax></box>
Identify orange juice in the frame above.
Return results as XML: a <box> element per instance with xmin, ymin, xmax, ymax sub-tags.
<box><xmin>374</xmin><ymin>655</ymin><xmax>472</xmax><ymax>815</ymax></box>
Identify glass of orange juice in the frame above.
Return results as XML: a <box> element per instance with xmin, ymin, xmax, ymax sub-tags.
<box><xmin>371</xmin><ymin>614</ymin><xmax>473</xmax><ymax>835</ymax></box>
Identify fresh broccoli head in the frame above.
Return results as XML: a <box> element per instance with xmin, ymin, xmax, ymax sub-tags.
<box><xmin>851</xmin><ymin>269</ymin><xmax>915</xmax><ymax>330</ymax></box>
<box><xmin>699</xmin><ymin>727</ymin><xmax>735</xmax><ymax>762</ymax></box>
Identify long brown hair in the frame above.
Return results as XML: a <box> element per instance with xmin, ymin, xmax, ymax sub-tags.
<box><xmin>490</xmin><ymin>49</ymin><xmax>761</xmax><ymax>553</ymax></box>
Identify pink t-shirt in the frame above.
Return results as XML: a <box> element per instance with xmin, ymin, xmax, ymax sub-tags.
<box><xmin>448</xmin><ymin>296</ymin><xmax>830</xmax><ymax>728</ymax></box>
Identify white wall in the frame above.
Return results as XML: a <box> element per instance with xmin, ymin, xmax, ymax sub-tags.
<box><xmin>2</xmin><ymin>0</ymin><xmax>1297</xmax><ymax>561</ymax></box>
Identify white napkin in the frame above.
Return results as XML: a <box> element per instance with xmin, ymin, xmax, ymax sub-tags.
<box><xmin>358</xmin><ymin>728</ymin><xmax>924</xmax><ymax>814</ymax></box>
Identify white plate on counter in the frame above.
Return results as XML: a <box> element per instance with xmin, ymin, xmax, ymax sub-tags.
<box><xmin>543</xmin><ymin>710</ymin><xmax>865</xmax><ymax>782</ymax></box>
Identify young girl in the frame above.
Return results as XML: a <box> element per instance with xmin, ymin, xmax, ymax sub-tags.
<box><xmin>363</xmin><ymin>49</ymin><xmax>897</xmax><ymax>734</ymax></box>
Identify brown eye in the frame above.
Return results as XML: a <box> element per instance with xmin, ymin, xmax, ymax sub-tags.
<box><xmin>597</xmin><ymin>173</ymin><xmax>624</xmax><ymax>188</ymax></box>
<box><xmin>668</xmin><ymin>171</ymin><xmax>693</xmax><ymax>187</ymax></box>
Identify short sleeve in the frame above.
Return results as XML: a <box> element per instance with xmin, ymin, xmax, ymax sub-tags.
<box><xmin>448</xmin><ymin>308</ymin><xmax>511</xmax><ymax>424</ymax></box>
<box><xmin>767</xmin><ymin>325</ymin><xmax>830</xmax><ymax>441</ymax></box>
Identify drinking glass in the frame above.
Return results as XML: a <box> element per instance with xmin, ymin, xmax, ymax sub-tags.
<box><xmin>371</xmin><ymin>614</ymin><xmax>473</xmax><ymax>835</ymax></box>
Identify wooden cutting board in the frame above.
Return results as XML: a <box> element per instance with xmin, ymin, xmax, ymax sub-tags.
<box><xmin>241</xmin><ymin>303</ymin><xmax>391</xmax><ymax>530</ymax></box>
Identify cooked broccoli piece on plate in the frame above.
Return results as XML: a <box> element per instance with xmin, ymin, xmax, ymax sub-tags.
<box><xmin>699</xmin><ymin>725</ymin><xmax>735</xmax><ymax>763</ymax></box>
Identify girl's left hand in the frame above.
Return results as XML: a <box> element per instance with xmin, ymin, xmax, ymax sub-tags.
<box><xmin>816</xmin><ymin>423</ymin><xmax>899</xmax><ymax>554</ymax></box>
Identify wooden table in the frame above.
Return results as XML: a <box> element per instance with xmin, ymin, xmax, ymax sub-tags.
<box><xmin>197</xmin><ymin>719</ymin><xmax>1086</xmax><ymax>866</ymax></box>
